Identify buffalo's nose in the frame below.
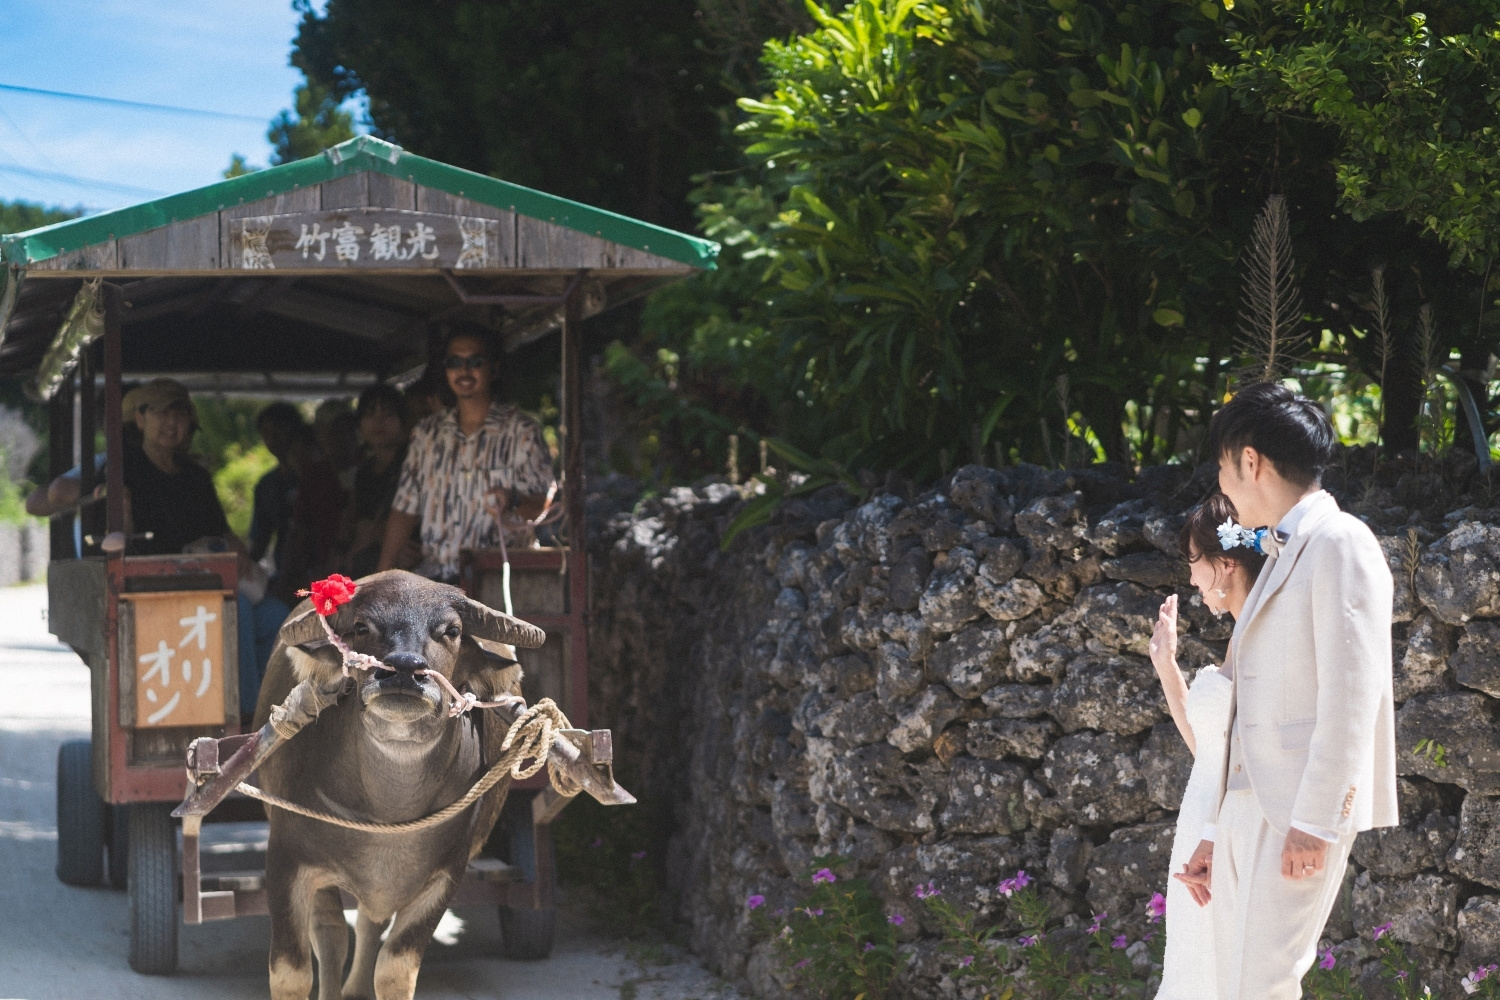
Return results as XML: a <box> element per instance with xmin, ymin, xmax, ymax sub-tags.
<box><xmin>382</xmin><ymin>652</ymin><xmax>427</xmax><ymax>675</ymax></box>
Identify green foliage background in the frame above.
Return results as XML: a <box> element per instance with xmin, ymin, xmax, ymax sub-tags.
<box><xmin>13</xmin><ymin>1</ymin><xmax>1500</xmax><ymax>501</ymax></box>
<box><xmin>619</xmin><ymin>0</ymin><xmax>1491</xmax><ymax>481</ymax></box>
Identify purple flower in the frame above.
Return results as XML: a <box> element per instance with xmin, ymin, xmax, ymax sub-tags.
<box><xmin>812</xmin><ymin>867</ymin><xmax>836</xmax><ymax>884</ymax></box>
<box><xmin>794</xmin><ymin>958</ymin><xmax>811</xmax><ymax>969</ymax></box>
<box><xmin>804</xmin><ymin>908</ymin><xmax>824</xmax><ymax>917</ymax></box>
<box><xmin>1373</xmin><ymin>921</ymin><xmax>1394</xmax><ymax>941</ymax></box>
<box><xmin>1318</xmin><ymin>947</ymin><xmax>1337</xmax><ymax>971</ymax></box>
<box><xmin>631</xmin><ymin>850</ymin><xmax>647</xmax><ymax>859</ymax></box>
<box><xmin>1147</xmin><ymin>892</ymin><xmax>1167</xmax><ymax>923</ymax></box>
<box><xmin>1088</xmin><ymin>912</ymin><xmax>1107</xmax><ymax>934</ymax></box>
<box><xmin>888</xmin><ymin>913</ymin><xmax>905</xmax><ymax>926</ymax></box>
<box><xmin>959</xmin><ymin>955</ymin><xmax>974</xmax><ymax>968</ymax></box>
<box><xmin>746</xmin><ymin>894</ymin><xmax>765</xmax><ymax>911</ymax></box>
<box><xmin>997</xmin><ymin>870</ymin><xmax>1032</xmax><ymax>897</ymax></box>
<box><xmin>912</xmin><ymin>880</ymin><xmax>941</xmax><ymax>900</ymax></box>
<box><xmin>863</xmin><ymin>942</ymin><xmax>875</xmax><ymax>952</ymax></box>
<box><xmin>1396</xmin><ymin>971</ymin><xmax>1409</xmax><ymax>981</ymax></box>
<box><xmin>1112</xmin><ymin>935</ymin><xmax>1129</xmax><ymax>949</ymax></box>
<box><xmin>1143</xmin><ymin>931</ymin><xmax>1157</xmax><ymax>943</ymax></box>
<box><xmin>1018</xmin><ymin>934</ymin><xmax>1040</xmax><ymax>947</ymax></box>
<box><xmin>1466</xmin><ymin>965</ymin><xmax>1499</xmax><ymax>991</ymax></box>
<box><xmin>589</xmin><ymin>836</ymin><xmax>603</xmax><ymax>848</ymax></box>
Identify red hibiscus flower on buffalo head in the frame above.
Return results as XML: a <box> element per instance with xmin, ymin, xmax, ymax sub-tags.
<box><xmin>304</xmin><ymin>574</ymin><xmax>357</xmax><ymax>617</ymax></box>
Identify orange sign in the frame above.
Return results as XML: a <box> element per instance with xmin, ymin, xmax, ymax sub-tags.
<box><xmin>126</xmin><ymin>591</ymin><xmax>229</xmax><ymax>728</ymax></box>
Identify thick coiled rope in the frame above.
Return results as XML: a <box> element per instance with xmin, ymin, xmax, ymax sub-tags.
<box><xmin>237</xmin><ymin>697</ymin><xmax>581</xmax><ymax>834</ymax></box>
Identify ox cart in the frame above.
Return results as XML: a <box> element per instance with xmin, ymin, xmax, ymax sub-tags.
<box><xmin>0</xmin><ymin>136</ymin><xmax>717</xmax><ymax>974</ymax></box>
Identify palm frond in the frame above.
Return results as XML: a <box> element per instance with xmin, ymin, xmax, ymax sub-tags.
<box><xmin>1234</xmin><ymin>194</ymin><xmax>1307</xmax><ymax>382</ymax></box>
<box><xmin>1370</xmin><ymin>266</ymin><xmax>1395</xmax><ymax>465</ymax></box>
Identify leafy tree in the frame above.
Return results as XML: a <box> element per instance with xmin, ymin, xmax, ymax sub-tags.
<box><xmin>1214</xmin><ymin>0</ymin><xmax>1500</xmax><ymax>452</ymax></box>
<box><xmin>1216</xmin><ymin>0</ymin><xmax>1500</xmax><ymax>268</ymax></box>
<box><xmin>290</xmin><ymin>0</ymin><xmax>727</xmax><ymax>228</ymax></box>
<box><xmin>223</xmin><ymin>81</ymin><xmax>355</xmax><ymax>176</ymax></box>
<box><xmin>268</xmin><ymin>82</ymin><xmax>356</xmax><ymax>165</ymax></box>
<box><xmin>223</xmin><ymin>154</ymin><xmax>257</xmax><ymax>179</ymax></box>
<box><xmin>629</xmin><ymin>0</ymin><xmax>1486</xmax><ymax>479</ymax></box>
<box><xmin>0</xmin><ymin>200</ymin><xmax>77</xmax><ymax>234</ymax></box>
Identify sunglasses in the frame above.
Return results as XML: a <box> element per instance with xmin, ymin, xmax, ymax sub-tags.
<box><xmin>444</xmin><ymin>355</ymin><xmax>489</xmax><ymax>371</ymax></box>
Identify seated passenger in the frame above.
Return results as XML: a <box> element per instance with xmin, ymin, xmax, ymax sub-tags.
<box><xmin>249</xmin><ymin>402</ymin><xmax>305</xmax><ymax>601</ymax></box>
<box><xmin>28</xmin><ymin>379</ymin><xmax>289</xmax><ymax>719</ymax></box>
<box><xmin>25</xmin><ymin>388</ymin><xmax>142</xmax><ymax>520</ymax></box>
<box><xmin>120</xmin><ymin>380</ymin><xmax>235</xmax><ymax>555</ymax></box>
<box><xmin>377</xmin><ymin>328</ymin><xmax>556</xmax><ymax>583</ymax></box>
<box><xmin>314</xmin><ymin>399</ymin><xmax>361</xmax><ymax>491</ymax></box>
<box><xmin>338</xmin><ymin>384</ymin><xmax>411</xmax><ymax>579</ymax></box>
<box><xmin>274</xmin><ymin>423</ymin><xmax>347</xmax><ymax>598</ymax></box>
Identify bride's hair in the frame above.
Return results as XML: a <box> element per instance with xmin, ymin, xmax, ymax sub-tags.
<box><xmin>1178</xmin><ymin>493</ymin><xmax>1268</xmax><ymax>578</ymax></box>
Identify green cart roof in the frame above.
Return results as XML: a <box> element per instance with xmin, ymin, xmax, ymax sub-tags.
<box><xmin>0</xmin><ymin>135</ymin><xmax>718</xmax><ymax>271</ymax></box>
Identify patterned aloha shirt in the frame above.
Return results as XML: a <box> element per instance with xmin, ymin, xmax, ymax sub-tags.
<box><xmin>391</xmin><ymin>403</ymin><xmax>556</xmax><ymax>580</ymax></box>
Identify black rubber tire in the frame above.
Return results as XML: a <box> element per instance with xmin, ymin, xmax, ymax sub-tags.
<box><xmin>127</xmin><ymin>802</ymin><xmax>178</xmax><ymax>975</ymax></box>
<box><xmin>106</xmin><ymin>804</ymin><xmax>130</xmax><ymax>890</ymax></box>
<box><xmin>55</xmin><ymin>739</ymin><xmax>105</xmax><ymax>886</ymax></box>
<box><xmin>499</xmin><ymin>905</ymin><xmax>557</xmax><ymax>960</ymax></box>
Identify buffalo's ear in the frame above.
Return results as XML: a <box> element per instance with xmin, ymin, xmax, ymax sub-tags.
<box><xmin>454</xmin><ymin>636</ymin><xmax>524</xmax><ymax>701</ymax></box>
<box><xmin>457</xmin><ymin>598</ymin><xmax>546</xmax><ymax>649</ymax></box>
<box><xmin>467</xmin><ymin>636</ymin><xmax>519</xmax><ymax>665</ymax></box>
<box><xmin>276</xmin><ymin>603</ymin><xmax>354</xmax><ymax>650</ymax></box>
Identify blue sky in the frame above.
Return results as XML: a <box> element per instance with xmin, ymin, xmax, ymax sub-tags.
<box><xmin>0</xmin><ymin>1</ymin><xmax>339</xmax><ymax>213</ymax></box>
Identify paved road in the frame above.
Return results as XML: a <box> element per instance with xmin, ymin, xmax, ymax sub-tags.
<box><xmin>0</xmin><ymin>584</ymin><xmax>738</xmax><ymax>1000</ymax></box>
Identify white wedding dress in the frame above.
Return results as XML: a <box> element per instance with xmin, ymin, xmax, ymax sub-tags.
<box><xmin>1155</xmin><ymin>664</ymin><xmax>1233</xmax><ymax>1000</ymax></box>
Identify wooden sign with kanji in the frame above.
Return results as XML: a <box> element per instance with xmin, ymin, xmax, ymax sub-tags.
<box><xmin>125</xmin><ymin>591</ymin><xmax>230</xmax><ymax>728</ymax></box>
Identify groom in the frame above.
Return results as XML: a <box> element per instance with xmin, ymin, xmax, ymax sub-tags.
<box><xmin>1177</xmin><ymin>382</ymin><xmax>1398</xmax><ymax>999</ymax></box>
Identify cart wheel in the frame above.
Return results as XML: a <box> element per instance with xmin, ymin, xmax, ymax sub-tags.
<box><xmin>498</xmin><ymin>806</ymin><xmax>557</xmax><ymax>959</ymax></box>
<box><xmin>498</xmin><ymin>905</ymin><xmax>556</xmax><ymax>960</ymax></box>
<box><xmin>127</xmin><ymin>803</ymin><xmax>178</xmax><ymax>975</ymax></box>
<box><xmin>55</xmin><ymin>739</ymin><xmax>105</xmax><ymax>886</ymax></box>
<box><xmin>106</xmin><ymin>804</ymin><xmax>130</xmax><ymax>890</ymax></box>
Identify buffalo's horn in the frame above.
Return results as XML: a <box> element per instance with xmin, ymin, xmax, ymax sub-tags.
<box><xmin>277</xmin><ymin>604</ymin><xmax>354</xmax><ymax>648</ymax></box>
<box><xmin>458</xmin><ymin>598</ymin><xmax>546</xmax><ymax>649</ymax></box>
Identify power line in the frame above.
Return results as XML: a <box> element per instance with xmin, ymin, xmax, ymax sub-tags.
<box><xmin>0</xmin><ymin>100</ymin><xmax>74</xmax><ymax>184</ymax></box>
<box><xmin>0</xmin><ymin>163</ymin><xmax>164</xmax><ymax>199</ymax></box>
<box><xmin>0</xmin><ymin>82</ymin><xmax>267</xmax><ymax>123</ymax></box>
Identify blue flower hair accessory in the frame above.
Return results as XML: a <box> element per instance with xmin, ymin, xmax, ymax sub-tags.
<box><xmin>1216</xmin><ymin>517</ymin><xmax>1259</xmax><ymax>552</ymax></box>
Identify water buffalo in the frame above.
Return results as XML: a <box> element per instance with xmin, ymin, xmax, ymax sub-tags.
<box><xmin>251</xmin><ymin>570</ymin><xmax>541</xmax><ymax>1000</ymax></box>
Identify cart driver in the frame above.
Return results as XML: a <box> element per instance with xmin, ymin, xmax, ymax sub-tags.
<box><xmin>376</xmin><ymin>328</ymin><xmax>556</xmax><ymax>583</ymax></box>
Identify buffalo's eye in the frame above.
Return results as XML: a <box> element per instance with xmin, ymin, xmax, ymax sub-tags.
<box><xmin>349</xmin><ymin>622</ymin><xmax>372</xmax><ymax>637</ymax></box>
<box><xmin>439</xmin><ymin>623</ymin><xmax>461</xmax><ymax>640</ymax></box>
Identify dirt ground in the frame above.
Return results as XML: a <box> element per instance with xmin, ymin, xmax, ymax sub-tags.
<box><xmin>0</xmin><ymin>583</ymin><xmax>742</xmax><ymax>1000</ymax></box>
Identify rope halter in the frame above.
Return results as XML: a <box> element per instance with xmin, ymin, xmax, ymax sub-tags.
<box><xmin>298</xmin><ymin>575</ymin><xmax>525</xmax><ymax>719</ymax></box>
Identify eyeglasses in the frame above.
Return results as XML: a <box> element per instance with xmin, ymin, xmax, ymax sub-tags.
<box><xmin>444</xmin><ymin>355</ymin><xmax>489</xmax><ymax>371</ymax></box>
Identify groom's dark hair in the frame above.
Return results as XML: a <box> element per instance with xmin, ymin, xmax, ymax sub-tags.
<box><xmin>1209</xmin><ymin>382</ymin><xmax>1334</xmax><ymax>487</ymax></box>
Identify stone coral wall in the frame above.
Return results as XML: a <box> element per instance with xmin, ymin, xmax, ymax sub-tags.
<box><xmin>585</xmin><ymin>459</ymin><xmax>1500</xmax><ymax>996</ymax></box>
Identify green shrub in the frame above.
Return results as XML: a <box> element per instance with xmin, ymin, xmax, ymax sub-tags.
<box><xmin>753</xmin><ymin>859</ymin><xmax>898</xmax><ymax>1000</ymax></box>
<box><xmin>213</xmin><ymin>443</ymin><xmax>276</xmax><ymax>540</ymax></box>
<box><xmin>751</xmin><ymin>859</ymin><xmax>1498</xmax><ymax>999</ymax></box>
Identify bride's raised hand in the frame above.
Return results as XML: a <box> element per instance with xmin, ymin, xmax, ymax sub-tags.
<box><xmin>1148</xmin><ymin>594</ymin><xmax>1179</xmax><ymax>674</ymax></box>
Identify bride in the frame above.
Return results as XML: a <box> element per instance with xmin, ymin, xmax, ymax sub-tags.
<box><xmin>1147</xmin><ymin>493</ymin><xmax>1266</xmax><ymax>1000</ymax></box>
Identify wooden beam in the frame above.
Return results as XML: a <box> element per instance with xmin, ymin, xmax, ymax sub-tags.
<box><xmin>119</xmin><ymin>285</ymin><xmax>225</xmax><ymax>326</ymax></box>
<box><xmin>258</xmin><ymin>286</ymin><xmax>426</xmax><ymax>342</ymax></box>
<box><xmin>233</xmin><ymin>276</ymin><xmax>297</xmax><ymax>326</ymax></box>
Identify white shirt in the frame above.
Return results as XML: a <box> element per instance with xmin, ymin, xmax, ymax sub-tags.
<box><xmin>391</xmin><ymin>403</ymin><xmax>557</xmax><ymax>580</ymax></box>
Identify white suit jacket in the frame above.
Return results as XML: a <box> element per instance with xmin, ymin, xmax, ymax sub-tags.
<box><xmin>1212</xmin><ymin>491</ymin><xmax>1399</xmax><ymax>837</ymax></box>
